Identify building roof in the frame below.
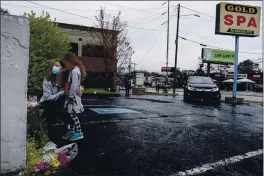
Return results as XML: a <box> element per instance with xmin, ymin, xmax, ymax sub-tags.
<box><xmin>54</xmin><ymin>22</ymin><xmax>119</xmax><ymax>34</ymax></box>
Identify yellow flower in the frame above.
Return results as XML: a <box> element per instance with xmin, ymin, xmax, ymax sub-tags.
<box><xmin>48</xmin><ymin>157</ymin><xmax>60</xmax><ymax>168</ymax></box>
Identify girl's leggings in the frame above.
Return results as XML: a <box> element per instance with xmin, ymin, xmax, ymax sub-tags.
<box><xmin>64</xmin><ymin>112</ymin><xmax>82</xmax><ymax>132</ymax></box>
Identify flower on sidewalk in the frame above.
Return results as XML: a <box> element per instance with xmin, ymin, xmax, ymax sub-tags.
<box><xmin>35</xmin><ymin>160</ymin><xmax>45</xmax><ymax>170</ymax></box>
<box><xmin>57</xmin><ymin>152</ymin><xmax>68</xmax><ymax>166</ymax></box>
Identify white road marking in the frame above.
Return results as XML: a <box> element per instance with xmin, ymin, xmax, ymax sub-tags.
<box><xmin>171</xmin><ymin>149</ymin><xmax>263</xmax><ymax>176</ymax></box>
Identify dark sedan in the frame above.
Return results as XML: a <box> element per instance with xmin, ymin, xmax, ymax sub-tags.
<box><xmin>184</xmin><ymin>76</ymin><xmax>221</xmax><ymax>103</ymax></box>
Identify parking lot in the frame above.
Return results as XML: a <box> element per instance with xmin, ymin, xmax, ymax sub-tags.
<box><xmin>50</xmin><ymin>95</ymin><xmax>263</xmax><ymax>176</ymax></box>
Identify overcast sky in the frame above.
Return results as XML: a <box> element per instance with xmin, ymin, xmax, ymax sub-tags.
<box><xmin>1</xmin><ymin>1</ymin><xmax>263</xmax><ymax>72</ymax></box>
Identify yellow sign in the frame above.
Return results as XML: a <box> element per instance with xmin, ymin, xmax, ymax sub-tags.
<box><xmin>215</xmin><ymin>2</ymin><xmax>261</xmax><ymax>37</ymax></box>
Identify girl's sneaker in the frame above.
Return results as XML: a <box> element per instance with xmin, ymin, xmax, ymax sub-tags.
<box><xmin>69</xmin><ymin>131</ymin><xmax>84</xmax><ymax>141</ymax></box>
<box><xmin>61</xmin><ymin>131</ymin><xmax>75</xmax><ymax>140</ymax></box>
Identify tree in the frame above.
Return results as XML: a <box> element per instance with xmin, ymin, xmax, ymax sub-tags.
<box><xmin>24</xmin><ymin>11</ymin><xmax>70</xmax><ymax>91</ymax></box>
<box><xmin>238</xmin><ymin>59</ymin><xmax>262</xmax><ymax>75</ymax></box>
<box><xmin>1</xmin><ymin>8</ymin><xmax>9</xmax><ymax>14</ymax></box>
<box><xmin>88</xmin><ymin>8</ymin><xmax>135</xmax><ymax>89</ymax></box>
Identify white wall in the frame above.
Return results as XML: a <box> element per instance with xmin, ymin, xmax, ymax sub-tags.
<box><xmin>1</xmin><ymin>14</ymin><xmax>30</xmax><ymax>174</ymax></box>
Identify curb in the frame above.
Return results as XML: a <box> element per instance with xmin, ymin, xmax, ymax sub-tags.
<box><xmin>221</xmin><ymin>100</ymin><xmax>263</xmax><ymax>105</ymax></box>
<box><xmin>83</xmin><ymin>93</ymin><xmax>120</xmax><ymax>98</ymax></box>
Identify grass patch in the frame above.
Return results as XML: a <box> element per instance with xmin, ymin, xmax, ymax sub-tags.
<box><xmin>83</xmin><ymin>88</ymin><xmax>119</xmax><ymax>95</ymax></box>
<box><xmin>140</xmin><ymin>92</ymin><xmax>178</xmax><ymax>96</ymax></box>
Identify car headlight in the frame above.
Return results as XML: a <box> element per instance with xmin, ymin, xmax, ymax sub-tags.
<box><xmin>212</xmin><ymin>87</ymin><xmax>219</xmax><ymax>92</ymax></box>
<box><xmin>188</xmin><ymin>86</ymin><xmax>195</xmax><ymax>91</ymax></box>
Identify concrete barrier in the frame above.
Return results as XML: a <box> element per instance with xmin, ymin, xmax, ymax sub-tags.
<box><xmin>1</xmin><ymin>14</ymin><xmax>30</xmax><ymax>174</ymax></box>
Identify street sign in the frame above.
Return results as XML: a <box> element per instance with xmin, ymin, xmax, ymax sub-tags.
<box><xmin>201</xmin><ymin>48</ymin><xmax>235</xmax><ymax>64</ymax></box>
<box><xmin>215</xmin><ymin>2</ymin><xmax>261</xmax><ymax>37</ymax></box>
<box><xmin>161</xmin><ymin>67</ymin><xmax>174</xmax><ymax>72</ymax></box>
<box><xmin>226</xmin><ymin>74</ymin><xmax>247</xmax><ymax>79</ymax></box>
<box><xmin>252</xmin><ymin>75</ymin><xmax>261</xmax><ymax>78</ymax></box>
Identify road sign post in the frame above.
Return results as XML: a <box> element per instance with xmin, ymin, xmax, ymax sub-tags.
<box><xmin>214</xmin><ymin>2</ymin><xmax>261</xmax><ymax>103</ymax></box>
<box><xmin>232</xmin><ymin>36</ymin><xmax>239</xmax><ymax>98</ymax></box>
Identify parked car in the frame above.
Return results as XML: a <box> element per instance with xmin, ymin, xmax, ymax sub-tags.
<box><xmin>253</xmin><ymin>84</ymin><xmax>263</xmax><ymax>92</ymax></box>
<box><xmin>183</xmin><ymin>76</ymin><xmax>221</xmax><ymax>103</ymax></box>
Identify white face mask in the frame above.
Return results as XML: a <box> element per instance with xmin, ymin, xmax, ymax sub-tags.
<box><xmin>52</xmin><ymin>66</ymin><xmax>61</xmax><ymax>75</ymax></box>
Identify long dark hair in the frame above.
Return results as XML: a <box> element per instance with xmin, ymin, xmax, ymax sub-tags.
<box><xmin>59</xmin><ymin>60</ymin><xmax>69</xmax><ymax>86</ymax></box>
<box><xmin>63</xmin><ymin>52</ymin><xmax>87</xmax><ymax>81</ymax></box>
<box><xmin>46</xmin><ymin>62</ymin><xmax>57</xmax><ymax>83</ymax></box>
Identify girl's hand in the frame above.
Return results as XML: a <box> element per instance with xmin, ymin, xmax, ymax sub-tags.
<box><xmin>77</xmin><ymin>87</ymin><xmax>84</xmax><ymax>97</ymax></box>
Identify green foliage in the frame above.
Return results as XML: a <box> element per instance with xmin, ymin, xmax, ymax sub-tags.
<box><xmin>20</xmin><ymin>137</ymin><xmax>43</xmax><ymax>176</ymax></box>
<box><xmin>1</xmin><ymin>8</ymin><xmax>9</xmax><ymax>14</ymax></box>
<box><xmin>20</xmin><ymin>109</ymin><xmax>49</xmax><ymax>176</ymax></box>
<box><xmin>25</xmin><ymin>11</ymin><xmax>70</xmax><ymax>91</ymax></box>
<box><xmin>27</xmin><ymin>109</ymin><xmax>49</xmax><ymax>147</ymax></box>
<box><xmin>238</xmin><ymin>59</ymin><xmax>262</xmax><ymax>75</ymax></box>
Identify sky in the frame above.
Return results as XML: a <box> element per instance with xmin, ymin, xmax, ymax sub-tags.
<box><xmin>1</xmin><ymin>1</ymin><xmax>263</xmax><ymax>72</ymax></box>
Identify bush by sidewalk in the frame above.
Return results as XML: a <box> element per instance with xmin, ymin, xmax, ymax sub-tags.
<box><xmin>19</xmin><ymin>109</ymin><xmax>49</xmax><ymax>176</ymax></box>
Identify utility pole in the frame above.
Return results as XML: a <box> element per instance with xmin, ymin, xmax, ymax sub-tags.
<box><xmin>133</xmin><ymin>63</ymin><xmax>136</xmax><ymax>87</ymax></box>
<box><xmin>128</xmin><ymin>59</ymin><xmax>131</xmax><ymax>75</ymax></box>
<box><xmin>165</xmin><ymin>0</ymin><xmax>170</xmax><ymax>95</ymax></box>
<box><xmin>173</xmin><ymin>3</ymin><xmax>180</xmax><ymax>96</ymax></box>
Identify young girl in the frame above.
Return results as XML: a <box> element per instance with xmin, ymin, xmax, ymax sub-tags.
<box><xmin>61</xmin><ymin>52</ymin><xmax>87</xmax><ymax>141</ymax></box>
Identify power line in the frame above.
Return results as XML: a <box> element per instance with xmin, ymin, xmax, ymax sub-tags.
<box><xmin>1</xmin><ymin>3</ymin><xmax>169</xmax><ymax>11</ymax></box>
<box><xmin>185</xmin><ymin>1</ymin><xmax>193</xmax><ymax>7</ymax></box>
<box><xmin>137</xmin><ymin>25</ymin><xmax>167</xmax><ymax>64</ymax></box>
<box><xmin>180</xmin><ymin>5</ymin><xmax>215</xmax><ymax>18</ymax></box>
<box><xmin>179</xmin><ymin>32</ymin><xmax>263</xmax><ymax>50</ymax></box>
<box><xmin>178</xmin><ymin>35</ymin><xmax>262</xmax><ymax>55</ymax></box>
<box><xmin>24</xmin><ymin>1</ymin><xmax>168</xmax><ymax>32</ymax></box>
<box><xmin>180</xmin><ymin>16</ymin><xmax>214</xmax><ymax>22</ymax></box>
<box><xmin>99</xmin><ymin>1</ymin><xmax>165</xmax><ymax>15</ymax></box>
<box><xmin>137</xmin><ymin>12</ymin><xmax>176</xmax><ymax>64</ymax></box>
<box><xmin>129</xmin><ymin>14</ymin><xmax>167</xmax><ymax>26</ymax></box>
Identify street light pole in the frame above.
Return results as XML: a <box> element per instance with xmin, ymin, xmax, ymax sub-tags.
<box><xmin>128</xmin><ymin>59</ymin><xmax>131</xmax><ymax>75</ymax></box>
<box><xmin>173</xmin><ymin>3</ymin><xmax>180</xmax><ymax>96</ymax></box>
<box><xmin>165</xmin><ymin>0</ymin><xmax>170</xmax><ymax>95</ymax></box>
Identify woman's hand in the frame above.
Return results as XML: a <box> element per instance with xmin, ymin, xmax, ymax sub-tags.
<box><xmin>27</xmin><ymin>101</ymin><xmax>38</xmax><ymax>109</ymax></box>
<box><xmin>64</xmin><ymin>82</ymin><xmax>70</xmax><ymax>94</ymax></box>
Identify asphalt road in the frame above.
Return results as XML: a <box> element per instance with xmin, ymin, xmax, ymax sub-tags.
<box><xmin>49</xmin><ymin>95</ymin><xmax>263</xmax><ymax>176</ymax></box>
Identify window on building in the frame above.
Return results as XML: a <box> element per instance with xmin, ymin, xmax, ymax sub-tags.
<box><xmin>82</xmin><ymin>44</ymin><xmax>111</xmax><ymax>58</ymax></box>
<box><xmin>69</xmin><ymin>43</ymin><xmax>78</xmax><ymax>56</ymax></box>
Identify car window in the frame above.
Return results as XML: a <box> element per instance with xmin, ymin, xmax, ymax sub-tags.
<box><xmin>188</xmin><ymin>77</ymin><xmax>214</xmax><ymax>84</ymax></box>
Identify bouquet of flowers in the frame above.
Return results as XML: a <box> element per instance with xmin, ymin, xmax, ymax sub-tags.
<box><xmin>33</xmin><ymin>142</ymin><xmax>78</xmax><ymax>173</ymax></box>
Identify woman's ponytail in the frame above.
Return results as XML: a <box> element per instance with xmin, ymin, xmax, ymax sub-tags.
<box><xmin>77</xmin><ymin>59</ymin><xmax>87</xmax><ymax>82</ymax></box>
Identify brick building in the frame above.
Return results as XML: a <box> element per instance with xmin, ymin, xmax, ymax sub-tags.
<box><xmin>56</xmin><ymin>22</ymin><xmax>119</xmax><ymax>90</ymax></box>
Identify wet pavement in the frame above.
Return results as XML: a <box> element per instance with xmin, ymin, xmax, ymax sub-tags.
<box><xmin>142</xmin><ymin>88</ymin><xmax>263</xmax><ymax>102</ymax></box>
<box><xmin>49</xmin><ymin>95</ymin><xmax>263</xmax><ymax>176</ymax></box>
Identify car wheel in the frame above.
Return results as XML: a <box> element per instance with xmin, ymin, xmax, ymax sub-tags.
<box><xmin>183</xmin><ymin>90</ymin><xmax>190</xmax><ymax>102</ymax></box>
<box><xmin>214</xmin><ymin>92</ymin><xmax>221</xmax><ymax>104</ymax></box>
